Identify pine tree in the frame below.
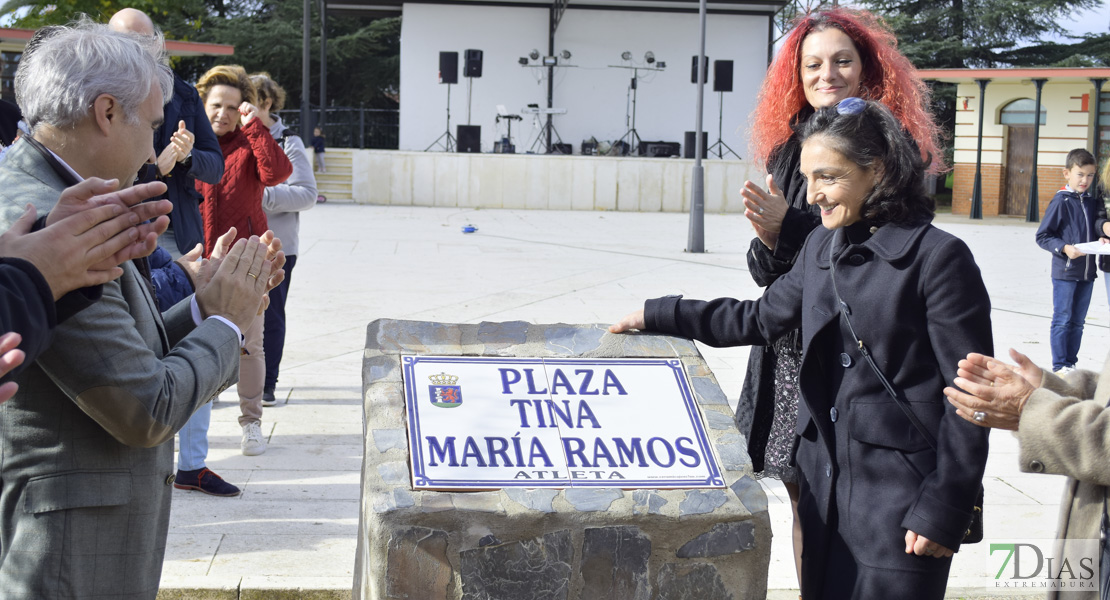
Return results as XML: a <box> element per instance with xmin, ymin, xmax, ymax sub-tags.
<box><xmin>857</xmin><ymin>0</ymin><xmax>1103</xmax><ymax>68</ymax></box>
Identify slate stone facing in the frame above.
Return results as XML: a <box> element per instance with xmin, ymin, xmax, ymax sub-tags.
<box><xmin>476</xmin><ymin>320</ymin><xmax>529</xmax><ymax>345</ymax></box>
<box><xmin>631</xmin><ymin>490</ymin><xmax>667</xmax><ymax>516</ymax></box>
<box><xmin>579</xmin><ymin>527</ymin><xmax>651</xmax><ymax>600</ymax></box>
<box><xmin>459</xmin><ymin>531</ymin><xmax>573</xmax><ymax>600</ymax></box>
<box><xmin>690</xmin><ymin>376</ymin><xmax>729</xmax><ymax>406</ymax></box>
<box><xmin>731</xmin><ymin>476</ymin><xmax>768</xmax><ymax>515</ymax></box>
<box><xmin>655</xmin><ymin>563</ymin><xmax>733</xmax><ymax>600</ymax></box>
<box><xmin>355</xmin><ymin>319</ymin><xmax>771</xmax><ymax>600</ymax></box>
<box><xmin>372</xmin><ymin>429</ymin><xmax>407</xmax><ymax>453</ymax></box>
<box><xmin>701</xmin><ymin>409</ymin><xmax>737</xmax><ymax>431</ymax></box>
<box><xmin>563</xmin><ymin>488</ymin><xmax>622</xmax><ymax>512</ymax></box>
<box><xmin>385</xmin><ymin>527</ymin><xmax>452</xmax><ymax>600</ymax></box>
<box><xmin>715</xmin><ymin>434</ymin><xmax>753</xmax><ymax>472</ymax></box>
<box><xmin>504</xmin><ymin>488</ymin><xmax>559</xmax><ymax>513</ymax></box>
<box><xmin>678</xmin><ymin>490</ymin><xmax>729</xmax><ymax>516</ymax></box>
<box><xmin>675</xmin><ymin>521</ymin><xmax>757</xmax><ymax>558</ymax></box>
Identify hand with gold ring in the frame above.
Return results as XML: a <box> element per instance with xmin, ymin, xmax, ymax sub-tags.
<box><xmin>740</xmin><ymin>173</ymin><xmax>788</xmax><ymax>251</ymax></box>
<box><xmin>195</xmin><ymin>236</ymin><xmax>281</xmax><ymax>331</ymax></box>
<box><xmin>943</xmin><ymin>349</ymin><xmax>1041</xmax><ymax>431</ymax></box>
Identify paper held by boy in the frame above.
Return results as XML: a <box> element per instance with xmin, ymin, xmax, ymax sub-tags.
<box><xmin>1071</xmin><ymin>241</ymin><xmax>1110</xmax><ymax>255</ymax></box>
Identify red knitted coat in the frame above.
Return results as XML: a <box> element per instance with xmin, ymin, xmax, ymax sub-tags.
<box><xmin>196</xmin><ymin>118</ymin><xmax>293</xmax><ymax>256</ymax></box>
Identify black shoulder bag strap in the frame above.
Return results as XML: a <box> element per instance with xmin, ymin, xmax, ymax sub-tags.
<box><xmin>828</xmin><ymin>234</ymin><xmax>938</xmax><ymax>449</ymax></box>
<box><xmin>828</xmin><ymin>229</ymin><xmax>982</xmax><ymax>543</ymax></box>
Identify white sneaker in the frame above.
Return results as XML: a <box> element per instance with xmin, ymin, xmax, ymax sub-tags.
<box><xmin>1054</xmin><ymin>366</ymin><xmax>1075</xmax><ymax>375</ymax></box>
<box><xmin>241</xmin><ymin>422</ymin><xmax>267</xmax><ymax>456</ymax></box>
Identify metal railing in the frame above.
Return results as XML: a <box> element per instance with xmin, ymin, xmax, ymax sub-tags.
<box><xmin>275</xmin><ymin>106</ymin><xmax>399</xmax><ymax>149</ymax></box>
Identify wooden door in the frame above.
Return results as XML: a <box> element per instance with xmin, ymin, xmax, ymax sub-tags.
<box><xmin>1004</xmin><ymin>125</ymin><xmax>1034</xmax><ymax>216</ymax></box>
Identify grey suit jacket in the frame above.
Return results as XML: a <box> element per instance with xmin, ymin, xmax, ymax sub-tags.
<box><xmin>1017</xmin><ymin>357</ymin><xmax>1110</xmax><ymax>600</ymax></box>
<box><xmin>0</xmin><ymin>139</ymin><xmax>242</xmax><ymax>599</ymax></box>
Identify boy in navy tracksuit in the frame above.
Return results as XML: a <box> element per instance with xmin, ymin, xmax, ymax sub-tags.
<box><xmin>1035</xmin><ymin>148</ymin><xmax>1099</xmax><ymax>373</ymax></box>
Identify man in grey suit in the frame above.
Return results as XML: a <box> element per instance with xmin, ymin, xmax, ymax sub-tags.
<box><xmin>0</xmin><ymin>20</ymin><xmax>283</xmax><ymax>599</ymax></box>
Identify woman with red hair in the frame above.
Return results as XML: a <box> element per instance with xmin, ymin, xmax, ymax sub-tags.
<box><xmin>735</xmin><ymin>7</ymin><xmax>942</xmax><ymax>590</ymax></box>
<box><xmin>195</xmin><ymin>64</ymin><xmax>292</xmax><ymax>457</ymax></box>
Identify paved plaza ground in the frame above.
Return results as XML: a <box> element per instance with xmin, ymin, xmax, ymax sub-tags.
<box><xmin>158</xmin><ymin>203</ymin><xmax>1105</xmax><ymax>598</ymax></box>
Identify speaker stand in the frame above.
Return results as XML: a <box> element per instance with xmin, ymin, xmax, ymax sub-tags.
<box><xmin>616</xmin><ymin>71</ymin><xmax>642</xmax><ymax>155</ymax></box>
<box><xmin>706</xmin><ymin>91</ymin><xmax>740</xmax><ymax>159</ymax></box>
<box><xmin>424</xmin><ymin>83</ymin><xmax>456</xmax><ymax>152</ymax></box>
<box><xmin>528</xmin><ymin>115</ymin><xmax>565</xmax><ymax>154</ymax></box>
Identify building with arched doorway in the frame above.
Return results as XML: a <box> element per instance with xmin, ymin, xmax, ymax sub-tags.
<box><xmin>920</xmin><ymin>68</ymin><xmax>1110</xmax><ymax>220</ymax></box>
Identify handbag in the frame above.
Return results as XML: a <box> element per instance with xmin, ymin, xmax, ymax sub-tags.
<box><xmin>829</xmin><ymin>230</ymin><xmax>984</xmax><ymax>544</ymax></box>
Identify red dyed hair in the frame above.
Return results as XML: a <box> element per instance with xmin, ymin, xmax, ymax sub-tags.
<box><xmin>749</xmin><ymin>8</ymin><xmax>943</xmax><ymax>172</ymax></box>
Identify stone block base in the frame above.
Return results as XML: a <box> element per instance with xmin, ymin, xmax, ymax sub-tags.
<box><xmin>355</xmin><ymin>319</ymin><xmax>771</xmax><ymax>600</ymax></box>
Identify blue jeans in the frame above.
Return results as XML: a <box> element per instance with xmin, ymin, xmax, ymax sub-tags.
<box><xmin>177</xmin><ymin>401</ymin><xmax>211</xmax><ymax>471</ymax></box>
<box><xmin>263</xmin><ymin>254</ymin><xmax>296</xmax><ymax>391</ymax></box>
<box><xmin>1050</xmin><ymin>278</ymin><xmax>1094</xmax><ymax>370</ymax></box>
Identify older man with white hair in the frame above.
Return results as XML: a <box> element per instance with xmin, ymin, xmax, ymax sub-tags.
<box><xmin>0</xmin><ymin>19</ymin><xmax>283</xmax><ymax>599</ymax></box>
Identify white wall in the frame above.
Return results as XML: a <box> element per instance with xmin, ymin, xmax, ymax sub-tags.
<box><xmin>399</xmin><ymin>4</ymin><xmax>770</xmax><ymax>157</ymax></box>
<box><xmin>348</xmin><ymin>150</ymin><xmax>761</xmax><ymax>212</ymax></box>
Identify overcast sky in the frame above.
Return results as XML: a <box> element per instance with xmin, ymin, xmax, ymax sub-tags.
<box><xmin>1055</xmin><ymin>1</ymin><xmax>1109</xmax><ymax>38</ymax></box>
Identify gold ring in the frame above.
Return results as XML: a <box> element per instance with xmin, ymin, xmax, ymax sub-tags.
<box><xmin>247</xmin><ymin>272</ymin><xmax>259</xmax><ymax>279</ymax></box>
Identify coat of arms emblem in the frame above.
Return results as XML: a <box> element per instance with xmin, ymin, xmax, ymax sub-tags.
<box><xmin>428</xmin><ymin>372</ymin><xmax>462</xmax><ymax>408</ymax></box>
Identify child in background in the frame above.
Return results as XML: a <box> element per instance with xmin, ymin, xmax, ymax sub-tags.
<box><xmin>1035</xmin><ymin>148</ymin><xmax>1099</xmax><ymax>374</ymax></box>
<box><xmin>312</xmin><ymin>127</ymin><xmax>326</xmax><ymax>173</ymax></box>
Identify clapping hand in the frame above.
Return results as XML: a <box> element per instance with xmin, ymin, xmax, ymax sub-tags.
<box><xmin>741</xmin><ymin>174</ymin><xmax>788</xmax><ymax>251</ymax></box>
<box><xmin>46</xmin><ymin>178</ymin><xmax>171</xmax><ymax>267</ymax></box>
<box><xmin>0</xmin><ymin>332</ymin><xmax>24</xmax><ymax>404</ymax></box>
<box><xmin>156</xmin><ymin>121</ymin><xmax>195</xmax><ymax>176</ymax></box>
<box><xmin>943</xmin><ymin>349</ymin><xmax>1041</xmax><ymax>431</ymax></box>
<box><xmin>0</xmin><ymin>179</ymin><xmax>172</xmax><ymax>299</ymax></box>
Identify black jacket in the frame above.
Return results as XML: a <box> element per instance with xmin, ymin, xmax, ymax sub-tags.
<box><xmin>1036</xmin><ymin>187</ymin><xmax>1099</xmax><ymax>281</ymax></box>
<box><xmin>737</xmin><ymin>137</ymin><xmax>822</xmax><ymax>474</ymax></box>
<box><xmin>0</xmin><ymin>257</ymin><xmax>97</xmax><ymax>381</ymax></box>
<box><xmin>646</xmin><ymin>220</ymin><xmax>992</xmax><ymax>597</ymax></box>
<box><xmin>746</xmin><ymin>136</ymin><xmax>821</xmax><ymax>286</ymax></box>
<box><xmin>151</xmin><ymin>73</ymin><xmax>224</xmax><ymax>255</ymax></box>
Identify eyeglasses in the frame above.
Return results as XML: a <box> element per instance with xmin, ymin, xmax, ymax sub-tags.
<box><xmin>836</xmin><ymin>97</ymin><xmax>866</xmax><ymax>116</ymax></box>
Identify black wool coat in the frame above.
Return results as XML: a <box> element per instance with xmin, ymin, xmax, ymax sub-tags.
<box><xmin>646</xmin><ymin>220</ymin><xmax>992</xmax><ymax>599</ymax></box>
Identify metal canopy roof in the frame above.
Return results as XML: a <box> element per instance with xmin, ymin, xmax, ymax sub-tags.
<box><xmin>324</xmin><ymin>0</ymin><xmax>787</xmax><ymax>17</ymax></box>
<box><xmin>919</xmin><ymin>67</ymin><xmax>1110</xmax><ymax>84</ymax></box>
<box><xmin>0</xmin><ymin>28</ymin><xmax>235</xmax><ymax>57</ymax></box>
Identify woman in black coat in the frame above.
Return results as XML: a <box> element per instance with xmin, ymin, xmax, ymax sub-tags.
<box><xmin>612</xmin><ymin>99</ymin><xmax>991</xmax><ymax>598</ymax></box>
<box><xmin>735</xmin><ymin>10</ymin><xmax>944</xmax><ymax>583</ymax></box>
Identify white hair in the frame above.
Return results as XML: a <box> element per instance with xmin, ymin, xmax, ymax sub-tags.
<box><xmin>16</xmin><ymin>16</ymin><xmax>173</xmax><ymax>131</ymax></box>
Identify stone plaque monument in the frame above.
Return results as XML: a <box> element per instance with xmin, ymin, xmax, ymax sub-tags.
<box><xmin>356</xmin><ymin>319</ymin><xmax>770</xmax><ymax>600</ymax></box>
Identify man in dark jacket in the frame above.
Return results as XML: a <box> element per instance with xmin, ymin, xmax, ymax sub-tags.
<box><xmin>110</xmin><ymin>8</ymin><xmax>224</xmax><ymax>258</ymax></box>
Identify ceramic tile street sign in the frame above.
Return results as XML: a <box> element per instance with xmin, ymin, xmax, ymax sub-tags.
<box><xmin>403</xmin><ymin>355</ymin><xmax>724</xmax><ymax>490</ymax></box>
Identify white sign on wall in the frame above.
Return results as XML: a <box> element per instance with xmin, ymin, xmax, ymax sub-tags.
<box><xmin>403</xmin><ymin>355</ymin><xmax>724</xmax><ymax>490</ymax></box>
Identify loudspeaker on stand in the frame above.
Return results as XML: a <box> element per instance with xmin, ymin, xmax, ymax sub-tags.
<box><xmin>713</xmin><ymin>60</ymin><xmax>733</xmax><ymax>93</ymax></box>
<box><xmin>690</xmin><ymin>56</ymin><xmax>709</xmax><ymax>84</ymax></box>
<box><xmin>464</xmin><ymin>49</ymin><xmax>483</xmax><ymax>78</ymax></box>
<box><xmin>439</xmin><ymin>51</ymin><xmax>458</xmax><ymax>84</ymax></box>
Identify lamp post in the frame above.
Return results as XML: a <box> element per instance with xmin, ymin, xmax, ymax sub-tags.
<box><xmin>686</xmin><ymin>0</ymin><xmax>707</xmax><ymax>253</ymax></box>
<box><xmin>1026</xmin><ymin>79</ymin><xmax>1046</xmax><ymax>223</ymax></box>
<box><xmin>970</xmin><ymin>78</ymin><xmax>989</xmax><ymax>220</ymax></box>
<box><xmin>301</xmin><ymin>0</ymin><xmax>312</xmax><ymax>145</ymax></box>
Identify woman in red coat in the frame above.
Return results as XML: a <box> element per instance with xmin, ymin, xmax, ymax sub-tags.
<box><xmin>196</xmin><ymin>64</ymin><xmax>292</xmax><ymax>456</ymax></box>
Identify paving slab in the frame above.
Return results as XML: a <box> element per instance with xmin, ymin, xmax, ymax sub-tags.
<box><xmin>159</xmin><ymin>204</ymin><xmax>1106</xmax><ymax>599</ymax></box>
